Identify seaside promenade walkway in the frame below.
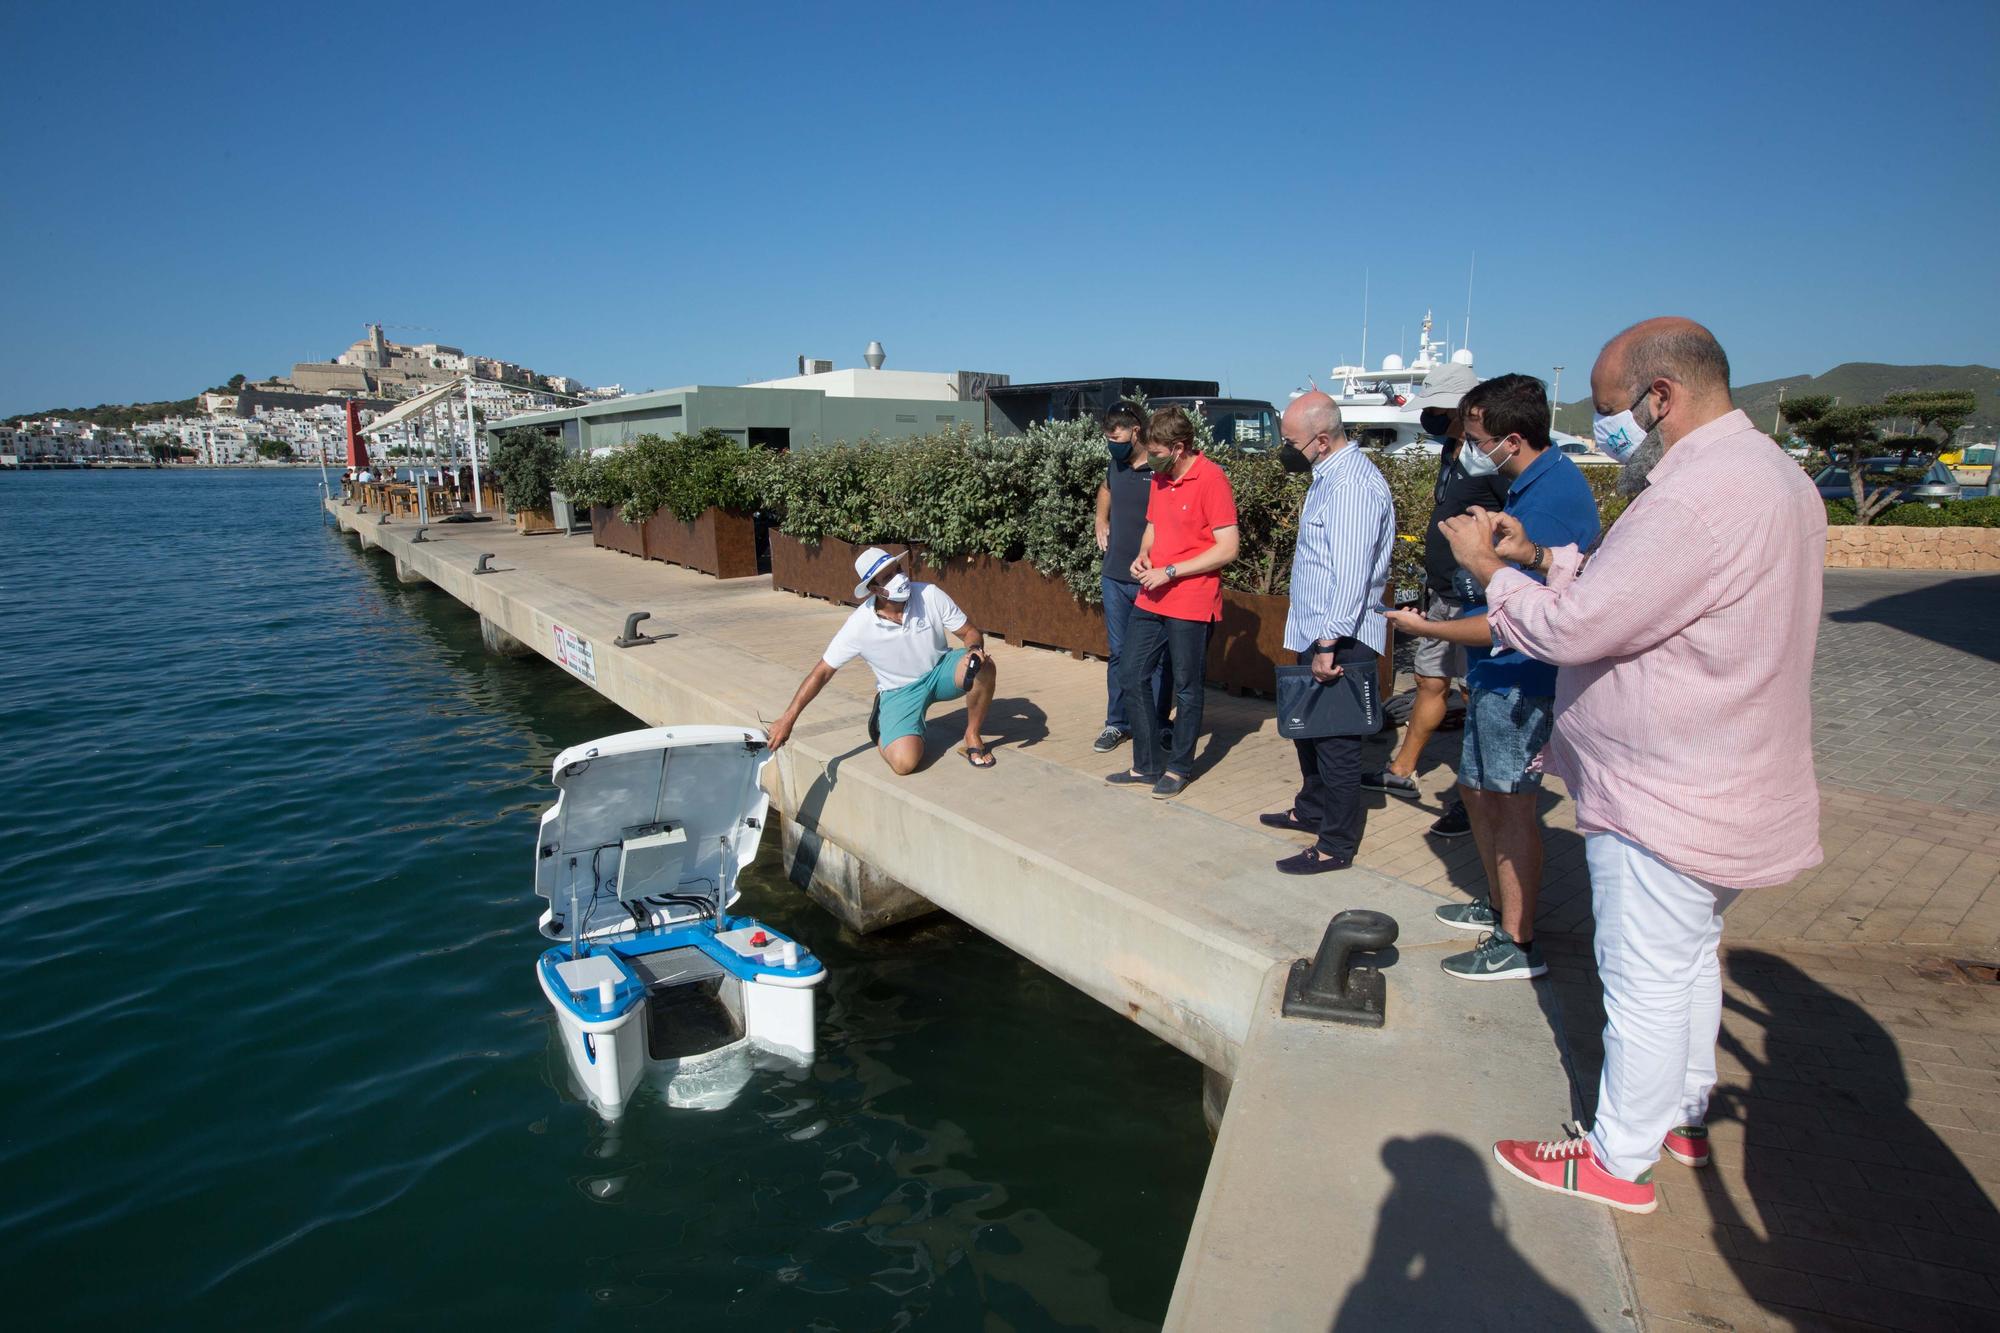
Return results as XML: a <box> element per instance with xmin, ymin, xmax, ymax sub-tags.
<box><xmin>327</xmin><ymin>499</ymin><xmax>1999</xmax><ymax>1329</ymax></box>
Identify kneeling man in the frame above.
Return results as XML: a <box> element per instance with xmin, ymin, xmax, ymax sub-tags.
<box><xmin>766</xmin><ymin>546</ymin><xmax>997</xmax><ymax>773</ymax></box>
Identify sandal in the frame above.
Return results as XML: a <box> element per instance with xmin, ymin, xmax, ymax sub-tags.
<box><xmin>961</xmin><ymin>744</ymin><xmax>996</xmax><ymax>769</ymax></box>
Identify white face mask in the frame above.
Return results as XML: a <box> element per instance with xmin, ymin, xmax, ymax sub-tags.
<box><xmin>1593</xmin><ymin>389</ymin><xmax>1655</xmax><ymax>464</ymax></box>
<box><xmin>878</xmin><ymin>572</ymin><xmax>912</xmax><ymax>603</ymax></box>
<box><xmin>1457</xmin><ymin>439</ymin><xmax>1499</xmax><ymax>477</ymax></box>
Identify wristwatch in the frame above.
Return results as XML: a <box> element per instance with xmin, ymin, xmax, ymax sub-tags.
<box><xmin>1165</xmin><ymin>564</ymin><xmax>1179</xmax><ymax>580</ymax></box>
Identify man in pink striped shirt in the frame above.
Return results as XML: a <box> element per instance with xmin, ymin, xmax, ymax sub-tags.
<box><xmin>1439</xmin><ymin>318</ymin><xmax>1826</xmax><ymax>1215</ymax></box>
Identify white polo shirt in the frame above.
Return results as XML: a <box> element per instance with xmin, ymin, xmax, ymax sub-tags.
<box><xmin>822</xmin><ymin>582</ymin><xmax>968</xmax><ymax>692</ymax></box>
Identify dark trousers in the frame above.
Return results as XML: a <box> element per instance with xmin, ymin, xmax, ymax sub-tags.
<box><xmin>1102</xmin><ymin>575</ymin><xmax>1172</xmax><ymax>733</ymax></box>
<box><xmin>1123</xmin><ymin>607</ymin><xmax>1209</xmax><ymax>778</ymax></box>
<box><xmin>1291</xmin><ymin>644</ymin><xmax>1378</xmax><ymax>858</ymax></box>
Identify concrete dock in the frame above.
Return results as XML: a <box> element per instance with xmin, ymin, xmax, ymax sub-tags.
<box><xmin>328</xmin><ymin>496</ymin><xmax>1639</xmax><ymax>1326</ymax></box>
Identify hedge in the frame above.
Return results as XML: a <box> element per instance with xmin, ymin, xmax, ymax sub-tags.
<box><xmin>552</xmin><ymin>426</ymin><xmax>1650</xmax><ymax>603</ymax></box>
<box><xmin>1824</xmin><ymin>496</ymin><xmax>2000</xmax><ymax>527</ymax></box>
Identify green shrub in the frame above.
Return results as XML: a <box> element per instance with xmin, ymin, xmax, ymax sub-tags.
<box><xmin>570</xmin><ymin>430</ymin><xmax>772</xmax><ymax>522</ymax></box>
<box><xmin>491</xmin><ymin>428</ymin><xmax>565</xmax><ymax>512</ymax></box>
<box><xmin>1826</xmin><ymin>496</ymin><xmax>2000</xmax><ymax>527</ymax></box>
<box><xmin>553</xmin><ymin>451</ymin><xmax>609</xmax><ymax>508</ymax></box>
<box><xmin>1015</xmin><ymin>420</ymin><xmax>1112</xmax><ymax>601</ymax></box>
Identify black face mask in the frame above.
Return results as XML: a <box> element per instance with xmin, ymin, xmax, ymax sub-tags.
<box><xmin>1105</xmin><ymin>439</ymin><xmax>1134</xmax><ymax>464</ymax></box>
<box><xmin>1279</xmin><ymin>442</ymin><xmax>1314</xmax><ymax>474</ymax></box>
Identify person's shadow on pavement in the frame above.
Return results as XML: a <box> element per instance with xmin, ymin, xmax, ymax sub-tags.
<box><xmin>1692</xmin><ymin>950</ymin><xmax>2000</xmax><ymax>1327</ymax></box>
<box><xmin>1334</xmin><ymin>1134</ymin><xmax>1594</xmax><ymax>1331</ymax></box>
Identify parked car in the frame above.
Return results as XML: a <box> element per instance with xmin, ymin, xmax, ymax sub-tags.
<box><xmin>1148</xmin><ymin>396</ymin><xmax>1281</xmax><ymax>451</ymax></box>
<box><xmin>1553</xmin><ymin>435</ymin><xmax>1620</xmax><ymax>467</ymax></box>
<box><xmin>1813</xmin><ymin>457</ymin><xmax>1961</xmax><ymax>507</ymax></box>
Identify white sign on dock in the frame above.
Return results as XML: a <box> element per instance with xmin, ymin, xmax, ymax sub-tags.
<box><xmin>552</xmin><ymin>623</ymin><xmax>596</xmax><ymax>682</ymax></box>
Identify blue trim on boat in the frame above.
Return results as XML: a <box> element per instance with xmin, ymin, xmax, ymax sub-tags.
<box><xmin>537</xmin><ymin>917</ymin><xmax>823</xmax><ymax>1025</ymax></box>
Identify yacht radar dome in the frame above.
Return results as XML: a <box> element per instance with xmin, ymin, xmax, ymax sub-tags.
<box><xmin>1451</xmin><ymin>348</ymin><xmax>1476</xmax><ymax>367</ymax></box>
<box><xmin>1380</xmin><ymin>354</ymin><xmax>1406</xmax><ymax>372</ymax></box>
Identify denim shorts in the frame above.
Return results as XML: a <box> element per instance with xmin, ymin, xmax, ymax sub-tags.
<box><xmin>1460</xmin><ymin>686</ymin><xmax>1554</xmax><ymax>793</ymax></box>
<box><xmin>875</xmin><ymin>648</ymin><xmax>968</xmax><ymax>745</ymax></box>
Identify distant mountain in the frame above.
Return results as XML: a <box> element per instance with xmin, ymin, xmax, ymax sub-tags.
<box><xmin>1553</xmin><ymin>363</ymin><xmax>2000</xmax><ymax>440</ymax></box>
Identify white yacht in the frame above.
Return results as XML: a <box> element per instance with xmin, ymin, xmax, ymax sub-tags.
<box><xmin>533</xmin><ymin>726</ymin><xmax>825</xmax><ymax>1118</ymax></box>
<box><xmin>1327</xmin><ymin>310</ymin><xmax>1476</xmax><ymax>455</ymax></box>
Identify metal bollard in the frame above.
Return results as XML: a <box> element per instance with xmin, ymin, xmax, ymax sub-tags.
<box><xmin>377</xmin><ymin>511</ymin><xmax>390</xmax><ymax>525</ymax></box>
<box><xmin>614</xmin><ymin>612</ymin><xmax>653</xmax><ymax>647</ymax></box>
<box><xmin>411</xmin><ymin>527</ymin><xmax>429</xmax><ymax>543</ymax></box>
<box><xmin>472</xmin><ymin>553</ymin><xmax>497</xmax><ymax>575</ymax></box>
<box><xmin>1282</xmin><ymin>909</ymin><xmax>1399</xmax><ymax>1028</ymax></box>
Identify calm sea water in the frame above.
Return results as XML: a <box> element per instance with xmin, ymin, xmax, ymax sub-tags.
<box><xmin>0</xmin><ymin>470</ymin><xmax>1208</xmax><ymax>1330</ymax></box>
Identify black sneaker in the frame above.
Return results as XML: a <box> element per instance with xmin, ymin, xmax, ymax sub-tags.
<box><xmin>1361</xmin><ymin>770</ymin><xmax>1421</xmax><ymax>798</ymax></box>
<box><xmin>1092</xmin><ymin>726</ymin><xmax>1128</xmax><ymax>753</ymax></box>
<box><xmin>1429</xmin><ymin>801</ymin><xmax>1471</xmax><ymax>838</ymax></box>
<box><xmin>1151</xmin><ymin>773</ymin><xmax>1190</xmax><ymax>800</ymax></box>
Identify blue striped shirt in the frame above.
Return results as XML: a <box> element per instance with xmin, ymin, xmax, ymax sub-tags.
<box><xmin>1284</xmin><ymin>444</ymin><xmax>1396</xmax><ymax>653</ymax></box>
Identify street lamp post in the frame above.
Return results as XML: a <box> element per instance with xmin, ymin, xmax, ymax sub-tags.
<box><xmin>1552</xmin><ymin>365</ymin><xmax>1565</xmax><ymax>412</ymax></box>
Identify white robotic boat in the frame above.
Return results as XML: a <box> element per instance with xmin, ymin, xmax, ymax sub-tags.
<box><xmin>533</xmin><ymin>725</ymin><xmax>825</xmax><ymax>1118</ymax></box>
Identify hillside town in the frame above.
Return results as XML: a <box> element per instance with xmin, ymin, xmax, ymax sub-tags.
<box><xmin>0</xmin><ymin>324</ymin><xmax>612</xmax><ymax>467</ymax></box>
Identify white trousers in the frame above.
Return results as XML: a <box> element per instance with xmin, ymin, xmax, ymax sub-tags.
<box><xmin>1585</xmin><ymin>832</ymin><xmax>1740</xmax><ymax>1181</ymax></box>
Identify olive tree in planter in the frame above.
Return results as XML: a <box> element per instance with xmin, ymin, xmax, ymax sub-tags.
<box><xmin>492</xmin><ymin>428</ymin><xmax>566</xmax><ymax>533</ymax></box>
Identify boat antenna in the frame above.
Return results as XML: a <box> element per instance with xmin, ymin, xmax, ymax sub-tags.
<box><xmin>1463</xmin><ymin>252</ymin><xmax>1476</xmax><ymax>352</ymax></box>
<box><xmin>1360</xmin><ymin>269</ymin><xmax>1370</xmax><ymax>375</ymax></box>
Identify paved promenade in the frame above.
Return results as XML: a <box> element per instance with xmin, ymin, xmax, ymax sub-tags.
<box><xmin>333</xmin><ymin>504</ymin><xmax>1997</xmax><ymax>1329</ymax></box>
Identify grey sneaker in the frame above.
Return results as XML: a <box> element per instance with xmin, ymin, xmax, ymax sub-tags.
<box><xmin>1092</xmin><ymin>726</ymin><xmax>1128</xmax><ymax>753</ymax></box>
<box><xmin>1441</xmin><ymin>930</ymin><xmax>1547</xmax><ymax>982</ymax></box>
<box><xmin>1435</xmin><ymin>896</ymin><xmax>1498</xmax><ymax>934</ymax></box>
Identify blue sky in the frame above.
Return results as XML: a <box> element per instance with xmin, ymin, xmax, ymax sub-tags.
<box><xmin>3</xmin><ymin>0</ymin><xmax>1996</xmax><ymax>416</ymax></box>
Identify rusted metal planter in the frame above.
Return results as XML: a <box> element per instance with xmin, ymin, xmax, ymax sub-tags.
<box><xmin>769</xmin><ymin>530</ymin><xmax>877</xmax><ymax>606</ymax></box>
<box><xmin>912</xmin><ymin>550</ymin><xmax>1109</xmax><ymax>657</ymax></box>
<box><xmin>641</xmin><ymin>506</ymin><xmax>761</xmax><ymax>579</ymax></box>
<box><xmin>1212</xmin><ymin>589</ymin><xmax>1293</xmax><ymax>694</ymax></box>
<box><xmin>589</xmin><ymin>506</ymin><xmax>646</xmax><ymax>558</ymax></box>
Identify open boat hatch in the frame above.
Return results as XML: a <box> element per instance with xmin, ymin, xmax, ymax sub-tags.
<box><xmin>530</xmin><ymin>726</ymin><xmax>825</xmax><ymax>1118</ymax></box>
<box><xmin>535</xmin><ymin>725</ymin><xmax>772</xmax><ymax>939</ymax></box>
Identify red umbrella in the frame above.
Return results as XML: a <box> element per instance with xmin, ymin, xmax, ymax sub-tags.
<box><xmin>344</xmin><ymin>399</ymin><xmax>372</xmax><ymax>470</ymax></box>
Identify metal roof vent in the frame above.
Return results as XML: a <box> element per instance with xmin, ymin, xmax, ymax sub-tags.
<box><xmin>864</xmin><ymin>341</ymin><xmax>885</xmax><ymax>370</ymax></box>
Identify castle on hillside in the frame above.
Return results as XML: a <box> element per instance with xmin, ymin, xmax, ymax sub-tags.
<box><xmin>284</xmin><ymin>324</ymin><xmax>579</xmax><ymax>399</ymax></box>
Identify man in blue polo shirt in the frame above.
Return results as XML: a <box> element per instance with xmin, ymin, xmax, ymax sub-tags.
<box><xmin>1388</xmin><ymin>373</ymin><xmax>1599</xmax><ymax>982</ymax></box>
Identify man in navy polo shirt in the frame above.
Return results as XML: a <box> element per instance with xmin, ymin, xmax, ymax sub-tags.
<box><xmin>1388</xmin><ymin>373</ymin><xmax>1599</xmax><ymax>982</ymax></box>
<box><xmin>1092</xmin><ymin>404</ymin><xmax>1173</xmax><ymax>755</ymax></box>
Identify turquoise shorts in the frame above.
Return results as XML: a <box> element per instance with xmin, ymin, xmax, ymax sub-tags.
<box><xmin>876</xmin><ymin>648</ymin><xmax>969</xmax><ymax>746</ymax></box>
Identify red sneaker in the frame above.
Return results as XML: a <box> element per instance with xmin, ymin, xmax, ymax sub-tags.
<box><xmin>1492</xmin><ymin>1132</ymin><xmax>1657</xmax><ymax>1214</ymax></box>
<box><xmin>1663</xmin><ymin>1124</ymin><xmax>1710</xmax><ymax>1168</ymax></box>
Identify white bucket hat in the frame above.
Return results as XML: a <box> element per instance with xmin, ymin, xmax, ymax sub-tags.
<box><xmin>852</xmin><ymin>546</ymin><xmax>904</xmax><ymax>600</ymax></box>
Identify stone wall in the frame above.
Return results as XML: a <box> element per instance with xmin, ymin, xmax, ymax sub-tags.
<box><xmin>1824</xmin><ymin>524</ymin><xmax>2000</xmax><ymax>570</ymax></box>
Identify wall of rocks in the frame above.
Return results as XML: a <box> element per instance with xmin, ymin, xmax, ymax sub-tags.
<box><xmin>1824</xmin><ymin>525</ymin><xmax>2000</xmax><ymax>570</ymax></box>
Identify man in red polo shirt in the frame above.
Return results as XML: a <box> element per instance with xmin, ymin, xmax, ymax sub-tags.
<box><xmin>1105</xmin><ymin>406</ymin><xmax>1240</xmax><ymax>798</ymax></box>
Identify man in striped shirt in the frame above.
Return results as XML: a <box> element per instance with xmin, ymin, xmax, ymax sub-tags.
<box><xmin>1260</xmin><ymin>391</ymin><xmax>1396</xmax><ymax>874</ymax></box>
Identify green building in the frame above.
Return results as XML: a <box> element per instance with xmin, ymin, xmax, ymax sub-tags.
<box><xmin>487</xmin><ymin>382</ymin><xmax>986</xmax><ymax>454</ymax></box>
